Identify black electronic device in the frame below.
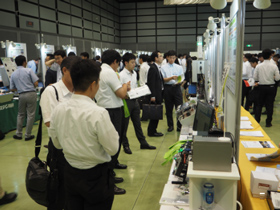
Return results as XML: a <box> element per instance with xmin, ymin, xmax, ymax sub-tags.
<box><xmin>193</xmin><ymin>101</ymin><xmax>214</xmax><ymax>132</ymax></box>
<box><xmin>172</xmin><ymin>141</ymin><xmax>192</xmax><ymax>185</ymax></box>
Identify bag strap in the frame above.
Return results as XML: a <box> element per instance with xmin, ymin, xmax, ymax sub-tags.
<box><xmin>34</xmin><ymin>85</ymin><xmax>59</xmax><ymax>157</ymax></box>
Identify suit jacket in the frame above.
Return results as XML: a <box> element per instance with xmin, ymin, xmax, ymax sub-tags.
<box><xmin>147</xmin><ymin>63</ymin><xmax>164</xmax><ymax>104</ymax></box>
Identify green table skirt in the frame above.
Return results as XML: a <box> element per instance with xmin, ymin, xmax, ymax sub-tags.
<box><xmin>0</xmin><ymin>97</ymin><xmax>41</xmax><ymax>134</ymax></box>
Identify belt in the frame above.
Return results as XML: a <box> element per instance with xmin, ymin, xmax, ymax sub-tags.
<box><xmin>259</xmin><ymin>84</ymin><xmax>275</xmax><ymax>87</ymax></box>
<box><xmin>19</xmin><ymin>91</ymin><xmax>36</xmax><ymax>94</ymax></box>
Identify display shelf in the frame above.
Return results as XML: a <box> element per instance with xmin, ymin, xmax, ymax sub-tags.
<box><xmin>187</xmin><ymin>161</ymin><xmax>240</xmax><ymax>210</ymax></box>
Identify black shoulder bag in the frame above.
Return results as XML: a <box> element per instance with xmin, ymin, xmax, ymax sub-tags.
<box><xmin>25</xmin><ymin>86</ymin><xmax>59</xmax><ymax>207</ymax></box>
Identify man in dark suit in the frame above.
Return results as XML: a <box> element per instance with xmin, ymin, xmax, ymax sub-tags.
<box><xmin>146</xmin><ymin>51</ymin><xmax>164</xmax><ymax>137</ymax></box>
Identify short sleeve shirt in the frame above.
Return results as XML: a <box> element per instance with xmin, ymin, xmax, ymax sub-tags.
<box><xmin>10</xmin><ymin>66</ymin><xmax>38</xmax><ymax>93</ymax></box>
<box><xmin>95</xmin><ymin>63</ymin><xmax>123</xmax><ymax>108</ymax></box>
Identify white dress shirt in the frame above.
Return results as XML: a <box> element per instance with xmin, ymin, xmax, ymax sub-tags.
<box><xmin>49</xmin><ymin>94</ymin><xmax>119</xmax><ymax>169</ymax></box>
<box><xmin>254</xmin><ymin>60</ymin><xmax>280</xmax><ymax>85</ymax></box>
<box><xmin>242</xmin><ymin>61</ymin><xmax>253</xmax><ymax>80</ymax></box>
<box><xmin>40</xmin><ymin>79</ymin><xmax>72</xmax><ymax>125</ymax></box>
<box><xmin>139</xmin><ymin>62</ymin><xmax>150</xmax><ymax>86</ymax></box>
<box><xmin>95</xmin><ymin>63</ymin><xmax>123</xmax><ymax>108</ymax></box>
<box><xmin>161</xmin><ymin>63</ymin><xmax>185</xmax><ymax>85</ymax></box>
<box><xmin>119</xmin><ymin>68</ymin><xmax>138</xmax><ymax>89</ymax></box>
<box><xmin>181</xmin><ymin>58</ymin><xmax>187</xmax><ymax>73</ymax></box>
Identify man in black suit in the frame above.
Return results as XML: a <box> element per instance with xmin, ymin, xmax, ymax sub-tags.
<box><xmin>147</xmin><ymin>51</ymin><xmax>164</xmax><ymax>137</ymax></box>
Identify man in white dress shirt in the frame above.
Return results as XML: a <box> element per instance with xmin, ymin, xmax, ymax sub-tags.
<box><xmin>119</xmin><ymin>53</ymin><xmax>156</xmax><ymax>155</ymax></box>
<box><xmin>49</xmin><ymin>59</ymin><xmax>118</xmax><ymax>210</ymax></box>
<box><xmin>45</xmin><ymin>50</ymin><xmax>67</xmax><ymax>82</ymax></box>
<box><xmin>95</xmin><ymin>49</ymin><xmax>130</xmax><ymax>195</ymax></box>
<box><xmin>242</xmin><ymin>53</ymin><xmax>253</xmax><ymax>110</ymax></box>
<box><xmin>40</xmin><ymin>56</ymin><xmax>81</xmax><ymax>210</ymax></box>
<box><xmin>161</xmin><ymin>50</ymin><xmax>184</xmax><ymax>132</ymax></box>
<box><xmin>254</xmin><ymin>49</ymin><xmax>280</xmax><ymax>127</ymax></box>
<box><xmin>139</xmin><ymin>54</ymin><xmax>150</xmax><ymax>87</ymax></box>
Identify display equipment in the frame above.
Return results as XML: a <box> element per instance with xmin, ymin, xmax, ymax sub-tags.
<box><xmin>0</xmin><ymin>66</ymin><xmax>10</xmax><ymax>87</ymax></box>
<box><xmin>193</xmin><ymin>101</ymin><xmax>214</xmax><ymax>132</ymax></box>
<box><xmin>1</xmin><ymin>57</ymin><xmax>17</xmax><ymax>80</ymax></box>
<box><xmin>7</xmin><ymin>42</ymin><xmax>27</xmax><ymax>59</ymax></box>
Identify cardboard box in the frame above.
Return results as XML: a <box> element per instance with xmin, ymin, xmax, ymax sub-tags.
<box><xmin>251</xmin><ymin>171</ymin><xmax>278</xmax><ymax>198</ymax></box>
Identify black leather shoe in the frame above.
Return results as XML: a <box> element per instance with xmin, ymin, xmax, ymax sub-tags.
<box><xmin>13</xmin><ymin>135</ymin><xmax>22</xmax><ymax>140</ymax></box>
<box><xmin>266</xmin><ymin>123</ymin><xmax>272</xmax><ymax>127</ymax></box>
<box><xmin>0</xmin><ymin>192</ymin><xmax>17</xmax><ymax>205</ymax></box>
<box><xmin>25</xmin><ymin>135</ymin><xmax>35</xmax><ymax>141</ymax></box>
<box><xmin>168</xmin><ymin>126</ymin><xmax>174</xmax><ymax>132</ymax></box>
<box><xmin>114</xmin><ymin>177</ymin><xmax>124</xmax><ymax>184</ymax></box>
<box><xmin>115</xmin><ymin>163</ymin><xmax>127</xmax><ymax>169</ymax></box>
<box><xmin>177</xmin><ymin>128</ymin><xmax>181</xmax><ymax>132</ymax></box>
<box><xmin>140</xmin><ymin>144</ymin><xmax>156</xmax><ymax>150</ymax></box>
<box><xmin>114</xmin><ymin>186</ymin><xmax>126</xmax><ymax>195</ymax></box>
<box><xmin>148</xmin><ymin>132</ymin><xmax>163</xmax><ymax>137</ymax></box>
<box><xmin>123</xmin><ymin>146</ymin><xmax>132</xmax><ymax>154</ymax></box>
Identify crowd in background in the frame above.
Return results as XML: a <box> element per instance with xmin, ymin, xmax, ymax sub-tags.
<box><xmin>242</xmin><ymin>49</ymin><xmax>280</xmax><ymax>127</ymax></box>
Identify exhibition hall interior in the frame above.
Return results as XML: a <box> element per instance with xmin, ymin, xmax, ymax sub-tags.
<box><xmin>0</xmin><ymin>0</ymin><xmax>280</xmax><ymax>210</ymax></box>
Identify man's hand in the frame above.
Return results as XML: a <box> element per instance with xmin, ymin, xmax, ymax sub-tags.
<box><xmin>172</xmin><ymin>76</ymin><xmax>178</xmax><ymax>80</ymax></box>
<box><xmin>150</xmin><ymin>97</ymin><xmax>156</xmax><ymax>102</ymax></box>
<box><xmin>254</xmin><ymin>82</ymin><xmax>259</xmax><ymax>87</ymax></box>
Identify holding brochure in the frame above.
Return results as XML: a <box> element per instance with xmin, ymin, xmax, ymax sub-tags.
<box><xmin>127</xmin><ymin>85</ymin><xmax>151</xmax><ymax>99</ymax></box>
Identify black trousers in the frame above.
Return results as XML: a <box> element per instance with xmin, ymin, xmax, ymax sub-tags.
<box><xmin>106</xmin><ymin>107</ymin><xmax>124</xmax><ymax>169</ymax></box>
<box><xmin>64</xmin><ymin>162</ymin><xmax>114</xmax><ymax>210</ymax></box>
<box><xmin>241</xmin><ymin>80</ymin><xmax>252</xmax><ymax>111</ymax></box>
<box><xmin>164</xmin><ymin>85</ymin><xmax>183</xmax><ymax>129</ymax></box>
<box><xmin>255</xmin><ymin>85</ymin><xmax>275</xmax><ymax>124</ymax></box>
<box><xmin>47</xmin><ymin>139</ymin><xmax>67</xmax><ymax>210</ymax></box>
<box><xmin>122</xmin><ymin>99</ymin><xmax>147</xmax><ymax>147</ymax></box>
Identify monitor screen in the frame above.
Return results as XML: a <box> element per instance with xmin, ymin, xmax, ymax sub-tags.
<box><xmin>0</xmin><ymin>66</ymin><xmax>10</xmax><ymax>87</ymax></box>
<box><xmin>193</xmin><ymin>101</ymin><xmax>214</xmax><ymax>132</ymax></box>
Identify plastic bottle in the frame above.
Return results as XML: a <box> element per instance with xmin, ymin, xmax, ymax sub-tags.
<box><xmin>202</xmin><ymin>183</ymin><xmax>214</xmax><ymax>210</ymax></box>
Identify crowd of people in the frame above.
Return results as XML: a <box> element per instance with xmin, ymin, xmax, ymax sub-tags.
<box><xmin>242</xmin><ymin>49</ymin><xmax>280</xmax><ymax>127</ymax></box>
<box><xmin>4</xmin><ymin>47</ymin><xmax>279</xmax><ymax>209</ymax></box>
<box><xmin>2</xmin><ymin>49</ymin><xmax>192</xmax><ymax>209</ymax></box>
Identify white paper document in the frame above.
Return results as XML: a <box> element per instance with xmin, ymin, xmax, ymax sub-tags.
<box><xmin>241</xmin><ymin>141</ymin><xmax>274</xmax><ymax>148</ymax></box>
<box><xmin>270</xmin><ymin>191</ymin><xmax>280</xmax><ymax>208</ymax></box>
<box><xmin>240</xmin><ymin>121</ymin><xmax>254</xmax><ymax>129</ymax></box>
<box><xmin>240</xmin><ymin>131</ymin><xmax>264</xmax><ymax>137</ymax></box>
<box><xmin>246</xmin><ymin>153</ymin><xmax>268</xmax><ymax>161</ymax></box>
<box><xmin>241</xmin><ymin>116</ymin><xmax>250</xmax><ymax>121</ymax></box>
<box><xmin>127</xmin><ymin>85</ymin><xmax>151</xmax><ymax>99</ymax></box>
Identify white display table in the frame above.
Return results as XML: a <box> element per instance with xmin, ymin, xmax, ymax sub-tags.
<box><xmin>187</xmin><ymin>161</ymin><xmax>240</xmax><ymax>210</ymax></box>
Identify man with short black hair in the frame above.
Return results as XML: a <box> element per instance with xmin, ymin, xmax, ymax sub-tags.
<box><xmin>161</xmin><ymin>50</ymin><xmax>184</xmax><ymax>132</ymax></box>
<box><xmin>119</xmin><ymin>53</ymin><xmax>156</xmax><ymax>154</ymax></box>
<box><xmin>139</xmin><ymin>54</ymin><xmax>149</xmax><ymax>87</ymax></box>
<box><xmin>258</xmin><ymin>53</ymin><xmax>264</xmax><ymax>63</ymax></box>
<box><xmin>10</xmin><ymin>55</ymin><xmax>38</xmax><ymax>141</ymax></box>
<box><xmin>41</xmin><ymin>56</ymin><xmax>81</xmax><ymax>210</ymax></box>
<box><xmin>45</xmin><ymin>54</ymin><xmax>57</xmax><ymax>86</ymax></box>
<box><xmin>95</xmin><ymin>49</ymin><xmax>130</xmax><ymax>195</ymax></box>
<box><xmin>80</xmin><ymin>52</ymin><xmax>89</xmax><ymax>60</ymax></box>
<box><xmin>147</xmin><ymin>51</ymin><xmax>164</xmax><ymax>137</ymax></box>
<box><xmin>96</xmin><ymin>55</ymin><xmax>102</xmax><ymax>66</ymax></box>
<box><xmin>49</xmin><ymin>59</ymin><xmax>118</xmax><ymax>210</ymax></box>
<box><xmin>67</xmin><ymin>52</ymin><xmax>76</xmax><ymax>57</ymax></box>
<box><xmin>254</xmin><ymin>49</ymin><xmax>280</xmax><ymax>127</ymax></box>
<box><xmin>46</xmin><ymin>50</ymin><xmax>67</xmax><ymax>82</ymax></box>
